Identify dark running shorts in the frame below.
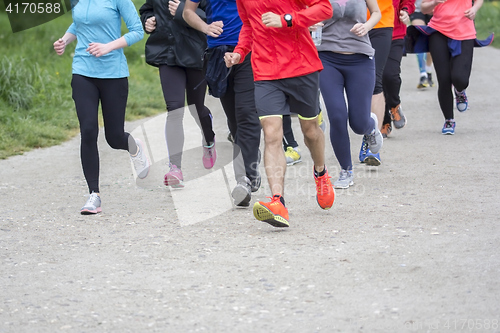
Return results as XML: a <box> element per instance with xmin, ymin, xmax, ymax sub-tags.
<box><xmin>410</xmin><ymin>12</ymin><xmax>432</xmax><ymax>24</ymax></box>
<box><xmin>254</xmin><ymin>72</ymin><xmax>320</xmax><ymax>120</ymax></box>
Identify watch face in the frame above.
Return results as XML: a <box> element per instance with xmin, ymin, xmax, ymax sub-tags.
<box><xmin>284</xmin><ymin>14</ymin><xmax>292</xmax><ymax>21</ymax></box>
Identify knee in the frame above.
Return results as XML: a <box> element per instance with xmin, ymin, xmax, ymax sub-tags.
<box><xmin>452</xmin><ymin>76</ymin><xmax>469</xmax><ymax>92</ymax></box>
<box><xmin>80</xmin><ymin>126</ymin><xmax>98</xmax><ymax>146</ymax></box>
<box><xmin>105</xmin><ymin>132</ymin><xmax>126</xmax><ymax>150</ymax></box>
<box><xmin>350</xmin><ymin>119</ymin><xmax>372</xmax><ymax>135</ymax></box>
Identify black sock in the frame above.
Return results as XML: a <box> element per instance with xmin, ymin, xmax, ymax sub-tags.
<box><xmin>273</xmin><ymin>194</ymin><xmax>285</xmax><ymax>207</ymax></box>
<box><xmin>314</xmin><ymin>166</ymin><xmax>326</xmax><ymax>178</ymax></box>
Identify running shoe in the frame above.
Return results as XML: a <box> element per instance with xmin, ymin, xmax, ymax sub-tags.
<box><xmin>363</xmin><ymin>148</ymin><xmax>382</xmax><ymax>166</ymax></box>
<box><xmin>363</xmin><ymin>113</ymin><xmax>383</xmax><ymax>154</ymax></box>
<box><xmin>81</xmin><ymin>192</ymin><xmax>101</xmax><ymax>215</ymax></box>
<box><xmin>417</xmin><ymin>75</ymin><xmax>429</xmax><ymax>89</ymax></box>
<box><xmin>318</xmin><ymin>110</ymin><xmax>326</xmax><ymax>132</ymax></box>
<box><xmin>314</xmin><ymin>168</ymin><xmax>335</xmax><ymax>210</ymax></box>
<box><xmin>130</xmin><ymin>138</ymin><xmax>150</xmax><ymax>179</ymax></box>
<box><xmin>227</xmin><ymin>131</ymin><xmax>234</xmax><ymax>143</ymax></box>
<box><xmin>164</xmin><ymin>164</ymin><xmax>184</xmax><ymax>188</ymax></box>
<box><xmin>202</xmin><ymin>139</ymin><xmax>216</xmax><ymax>169</ymax></box>
<box><xmin>359</xmin><ymin>139</ymin><xmax>368</xmax><ymax>163</ymax></box>
<box><xmin>334</xmin><ymin>169</ymin><xmax>354</xmax><ymax>189</ymax></box>
<box><xmin>390</xmin><ymin>104</ymin><xmax>407</xmax><ymax>129</ymax></box>
<box><xmin>454</xmin><ymin>88</ymin><xmax>468</xmax><ymax>112</ymax></box>
<box><xmin>285</xmin><ymin>146</ymin><xmax>302</xmax><ymax>166</ymax></box>
<box><xmin>381</xmin><ymin>123</ymin><xmax>392</xmax><ymax>138</ymax></box>
<box><xmin>427</xmin><ymin>73</ymin><xmax>435</xmax><ymax>87</ymax></box>
<box><xmin>232</xmin><ymin>176</ymin><xmax>252</xmax><ymax>207</ymax></box>
<box><xmin>253</xmin><ymin>195</ymin><xmax>289</xmax><ymax>227</ymax></box>
<box><xmin>442</xmin><ymin>119</ymin><xmax>456</xmax><ymax>135</ymax></box>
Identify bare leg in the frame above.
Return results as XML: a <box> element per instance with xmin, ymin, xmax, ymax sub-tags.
<box><xmin>261</xmin><ymin>116</ymin><xmax>286</xmax><ymax>196</ymax></box>
<box><xmin>371</xmin><ymin>92</ymin><xmax>385</xmax><ymax>130</ymax></box>
<box><xmin>299</xmin><ymin>116</ymin><xmax>325</xmax><ymax>173</ymax></box>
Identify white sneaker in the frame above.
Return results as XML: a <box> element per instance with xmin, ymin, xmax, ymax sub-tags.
<box><xmin>81</xmin><ymin>192</ymin><xmax>101</xmax><ymax>215</ymax></box>
<box><xmin>333</xmin><ymin>170</ymin><xmax>354</xmax><ymax>189</ymax></box>
<box><xmin>130</xmin><ymin>138</ymin><xmax>150</xmax><ymax>179</ymax></box>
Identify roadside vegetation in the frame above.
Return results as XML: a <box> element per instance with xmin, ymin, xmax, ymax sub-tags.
<box><xmin>0</xmin><ymin>0</ymin><xmax>498</xmax><ymax>159</ymax></box>
<box><xmin>0</xmin><ymin>0</ymin><xmax>163</xmax><ymax>159</ymax></box>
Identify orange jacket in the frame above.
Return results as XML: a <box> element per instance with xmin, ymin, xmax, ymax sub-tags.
<box><xmin>234</xmin><ymin>0</ymin><xmax>333</xmax><ymax>81</ymax></box>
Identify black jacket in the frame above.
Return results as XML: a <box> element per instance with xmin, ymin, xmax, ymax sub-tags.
<box><xmin>139</xmin><ymin>0</ymin><xmax>208</xmax><ymax>70</ymax></box>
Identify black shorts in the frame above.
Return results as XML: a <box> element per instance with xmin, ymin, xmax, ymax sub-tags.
<box><xmin>410</xmin><ymin>12</ymin><xmax>432</xmax><ymax>24</ymax></box>
<box><xmin>254</xmin><ymin>72</ymin><xmax>320</xmax><ymax>119</ymax></box>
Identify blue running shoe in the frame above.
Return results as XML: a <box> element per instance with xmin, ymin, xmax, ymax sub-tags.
<box><xmin>363</xmin><ymin>148</ymin><xmax>381</xmax><ymax>166</ymax></box>
<box><xmin>359</xmin><ymin>138</ymin><xmax>368</xmax><ymax>163</ymax></box>
<box><xmin>454</xmin><ymin>87</ymin><xmax>468</xmax><ymax>112</ymax></box>
<box><xmin>442</xmin><ymin>119</ymin><xmax>456</xmax><ymax>135</ymax></box>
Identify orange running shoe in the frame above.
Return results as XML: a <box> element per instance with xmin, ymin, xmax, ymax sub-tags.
<box><xmin>314</xmin><ymin>168</ymin><xmax>335</xmax><ymax>210</ymax></box>
<box><xmin>253</xmin><ymin>195</ymin><xmax>289</xmax><ymax>227</ymax></box>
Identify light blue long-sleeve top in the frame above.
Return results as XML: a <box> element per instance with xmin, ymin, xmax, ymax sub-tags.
<box><xmin>67</xmin><ymin>0</ymin><xmax>144</xmax><ymax>78</ymax></box>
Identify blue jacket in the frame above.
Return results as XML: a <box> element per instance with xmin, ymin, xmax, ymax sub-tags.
<box><xmin>67</xmin><ymin>0</ymin><xmax>144</xmax><ymax>78</ymax></box>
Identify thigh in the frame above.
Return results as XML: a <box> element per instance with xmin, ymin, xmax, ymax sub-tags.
<box><xmin>369</xmin><ymin>27</ymin><xmax>393</xmax><ymax>94</ymax></box>
<box><xmin>344</xmin><ymin>55</ymin><xmax>375</xmax><ymax>120</ymax></box>
<box><xmin>98</xmin><ymin>78</ymin><xmax>129</xmax><ymax>129</ymax></box>
<box><xmin>286</xmin><ymin>72</ymin><xmax>319</xmax><ymax>119</ymax></box>
<box><xmin>319</xmin><ymin>52</ymin><xmax>348</xmax><ymax>119</ymax></box>
<box><xmin>429</xmin><ymin>32</ymin><xmax>451</xmax><ymax>83</ymax></box>
<box><xmin>71</xmin><ymin>74</ymin><xmax>100</xmax><ymax>129</ymax></box>
<box><xmin>159</xmin><ymin>65</ymin><xmax>187</xmax><ymax>111</ymax></box>
<box><xmin>254</xmin><ymin>80</ymin><xmax>289</xmax><ymax>118</ymax></box>
<box><xmin>450</xmin><ymin>39</ymin><xmax>474</xmax><ymax>89</ymax></box>
<box><xmin>185</xmin><ymin>67</ymin><xmax>208</xmax><ymax>107</ymax></box>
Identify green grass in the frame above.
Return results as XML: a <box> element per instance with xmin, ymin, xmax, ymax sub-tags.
<box><xmin>0</xmin><ymin>0</ymin><xmax>164</xmax><ymax>159</ymax></box>
<box><xmin>476</xmin><ymin>1</ymin><xmax>500</xmax><ymax>49</ymax></box>
<box><xmin>0</xmin><ymin>1</ymin><xmax>499</xmax><ymax>159</ymax></box>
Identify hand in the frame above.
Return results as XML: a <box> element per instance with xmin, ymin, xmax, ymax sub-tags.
<box><xmin>464</xmin><ymin>6</ymin><xmax>478</xmax><ymax>20</ymax></box>
<box><xmin>399</xmin><ymin>10</ymin><xmax>410</xmax><ymax>25</ymax></box>
<box><xmin>53</xmin><ymin>38</ymin><xmax>66</xmax><ymax>55</ymax></box>
<box><xmin>205</xmin><ymin>21</ymin><xmax>224</xmax><ymax>37</ymax></box>
<box><xmin>86</xmin><ymin>42</ymin><xmax>111</xmax><ymax>58</ymax></box>
<box><xmin>350</xmin><ymin>23</ymin><xmax>369</xmax><ymax>37</ymax></box>
<box><xmin>145</xmin><ymin>16</ymin><xmax>156</xmax><ymax>32</ymax></box>
<box><xmin>262</xmin><ymin>12</ymin><xmax>282</xmax><ymax>28</ymax></box>
<box><xmin>224</xmin><ymin>52</ymin><xmax>241</xmax><ymax>68</ymax></box>
<box><xmin>309</xmin><ymin>22</ymin><xmax>324</xmax><ymax>32</ymax></box>
<box><xmin>169</xmin><ymin>0</ymin><xmax>180</xmax><ymax>16</ymax></box>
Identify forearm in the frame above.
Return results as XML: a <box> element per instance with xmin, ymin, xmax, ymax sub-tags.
<box><xmin>61</xmin><ymin>32</ymin><xmax>77</xmax><ymax>45</ymax></box>
<box><xmin>472</xmin><ymin>0</ymin><xmax>483</xmax><ymax>11</ymax></box>
<box><xmin>365</xmin><ymin>12</ymin><xmax>382</xmax><ymax>30</ymax></box>
<box><xmin>107</xmin><ymin>36</ymin><xmax>129</xmax><ymax>51</ymax></box>
<box><xmin>420</xmin><ymin>0</ymin><xmax>436</xmax><ymax>15</ymax></box>
<box><xmin>183</xmin><ymin>6</ymin><xmax>209</xmax><ymax>34</ymax></box>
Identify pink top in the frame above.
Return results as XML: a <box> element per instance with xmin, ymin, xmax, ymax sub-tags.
<box><xmin>428</xmin><ymin>0</ymin><xmax>477</xmax><ymax>40</ymax></box>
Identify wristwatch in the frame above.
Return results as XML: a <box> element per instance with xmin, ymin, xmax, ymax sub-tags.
<box><xmin>284</xmin><ymin>14</ymin><xmax>292</xmax><ymax>27</ymax></box>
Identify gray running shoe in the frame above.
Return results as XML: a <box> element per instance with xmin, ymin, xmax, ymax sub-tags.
<box><xmin>364</xmin><ymin>113</ymin><xmax>383</xmax><ymax>154</ymax></box>
<box><xmin>81</xmin><ymin>192</ymin><xmax>101</xmax><ymax>215</ymax></box>
<box><xmin>390</xmin><ymin>104</ymin><xmax>407</xmax><ymax>129</ymax></box>
<box><xmin>334</xmin><ymin>170</ymin><xmax>354</xmax><ymax>189</ymax></box>
<box><xmin>232</xmin><ymin>176</ymin><xmax>252</xmax><ymax>207</ymax></box>
<box><xmin>130</xmin><ymin>138</ymin><xmax>150</xmax><ymax>179</ymax></box>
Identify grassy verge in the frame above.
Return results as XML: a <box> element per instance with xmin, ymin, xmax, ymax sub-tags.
<box><xmin>0</xmin><ymin>0</ymin><xmax>164</xmax><ymax>159</ymax></box>
<box><xmin>476</xmin><ymin>1</ymin><xmax>500</xmax><ymax>49</ymax></box>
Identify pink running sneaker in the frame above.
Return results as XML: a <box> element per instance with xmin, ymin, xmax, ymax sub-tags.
<box><xmin>164</xmin><ymin>164</ymin><xmax>184</xmax><ymax>188</ymax></box>
<box><xmin>202</xmin><ymin>140</ymin><xmax>216</xmax><ymax>169</ymax></box>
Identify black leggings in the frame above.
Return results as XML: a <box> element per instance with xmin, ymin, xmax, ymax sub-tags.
<box><xmin>159</xmin><ymin>65</ymin><xmax>215</xmax><ymax>168</ymax></box>
<box><xmin>382</xmin><ymin>39</ymin><xmax>405</xmax><ymax>124</ymax></box>
<box><xmin>429</xmin><ymin>32</ymin><xmax>474</xmax><ymax>120</ymax></box>
<box><xmin>71</xmin><ymin>74</ymin><xmax>134</xmax><ymax>194</ymax></box>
